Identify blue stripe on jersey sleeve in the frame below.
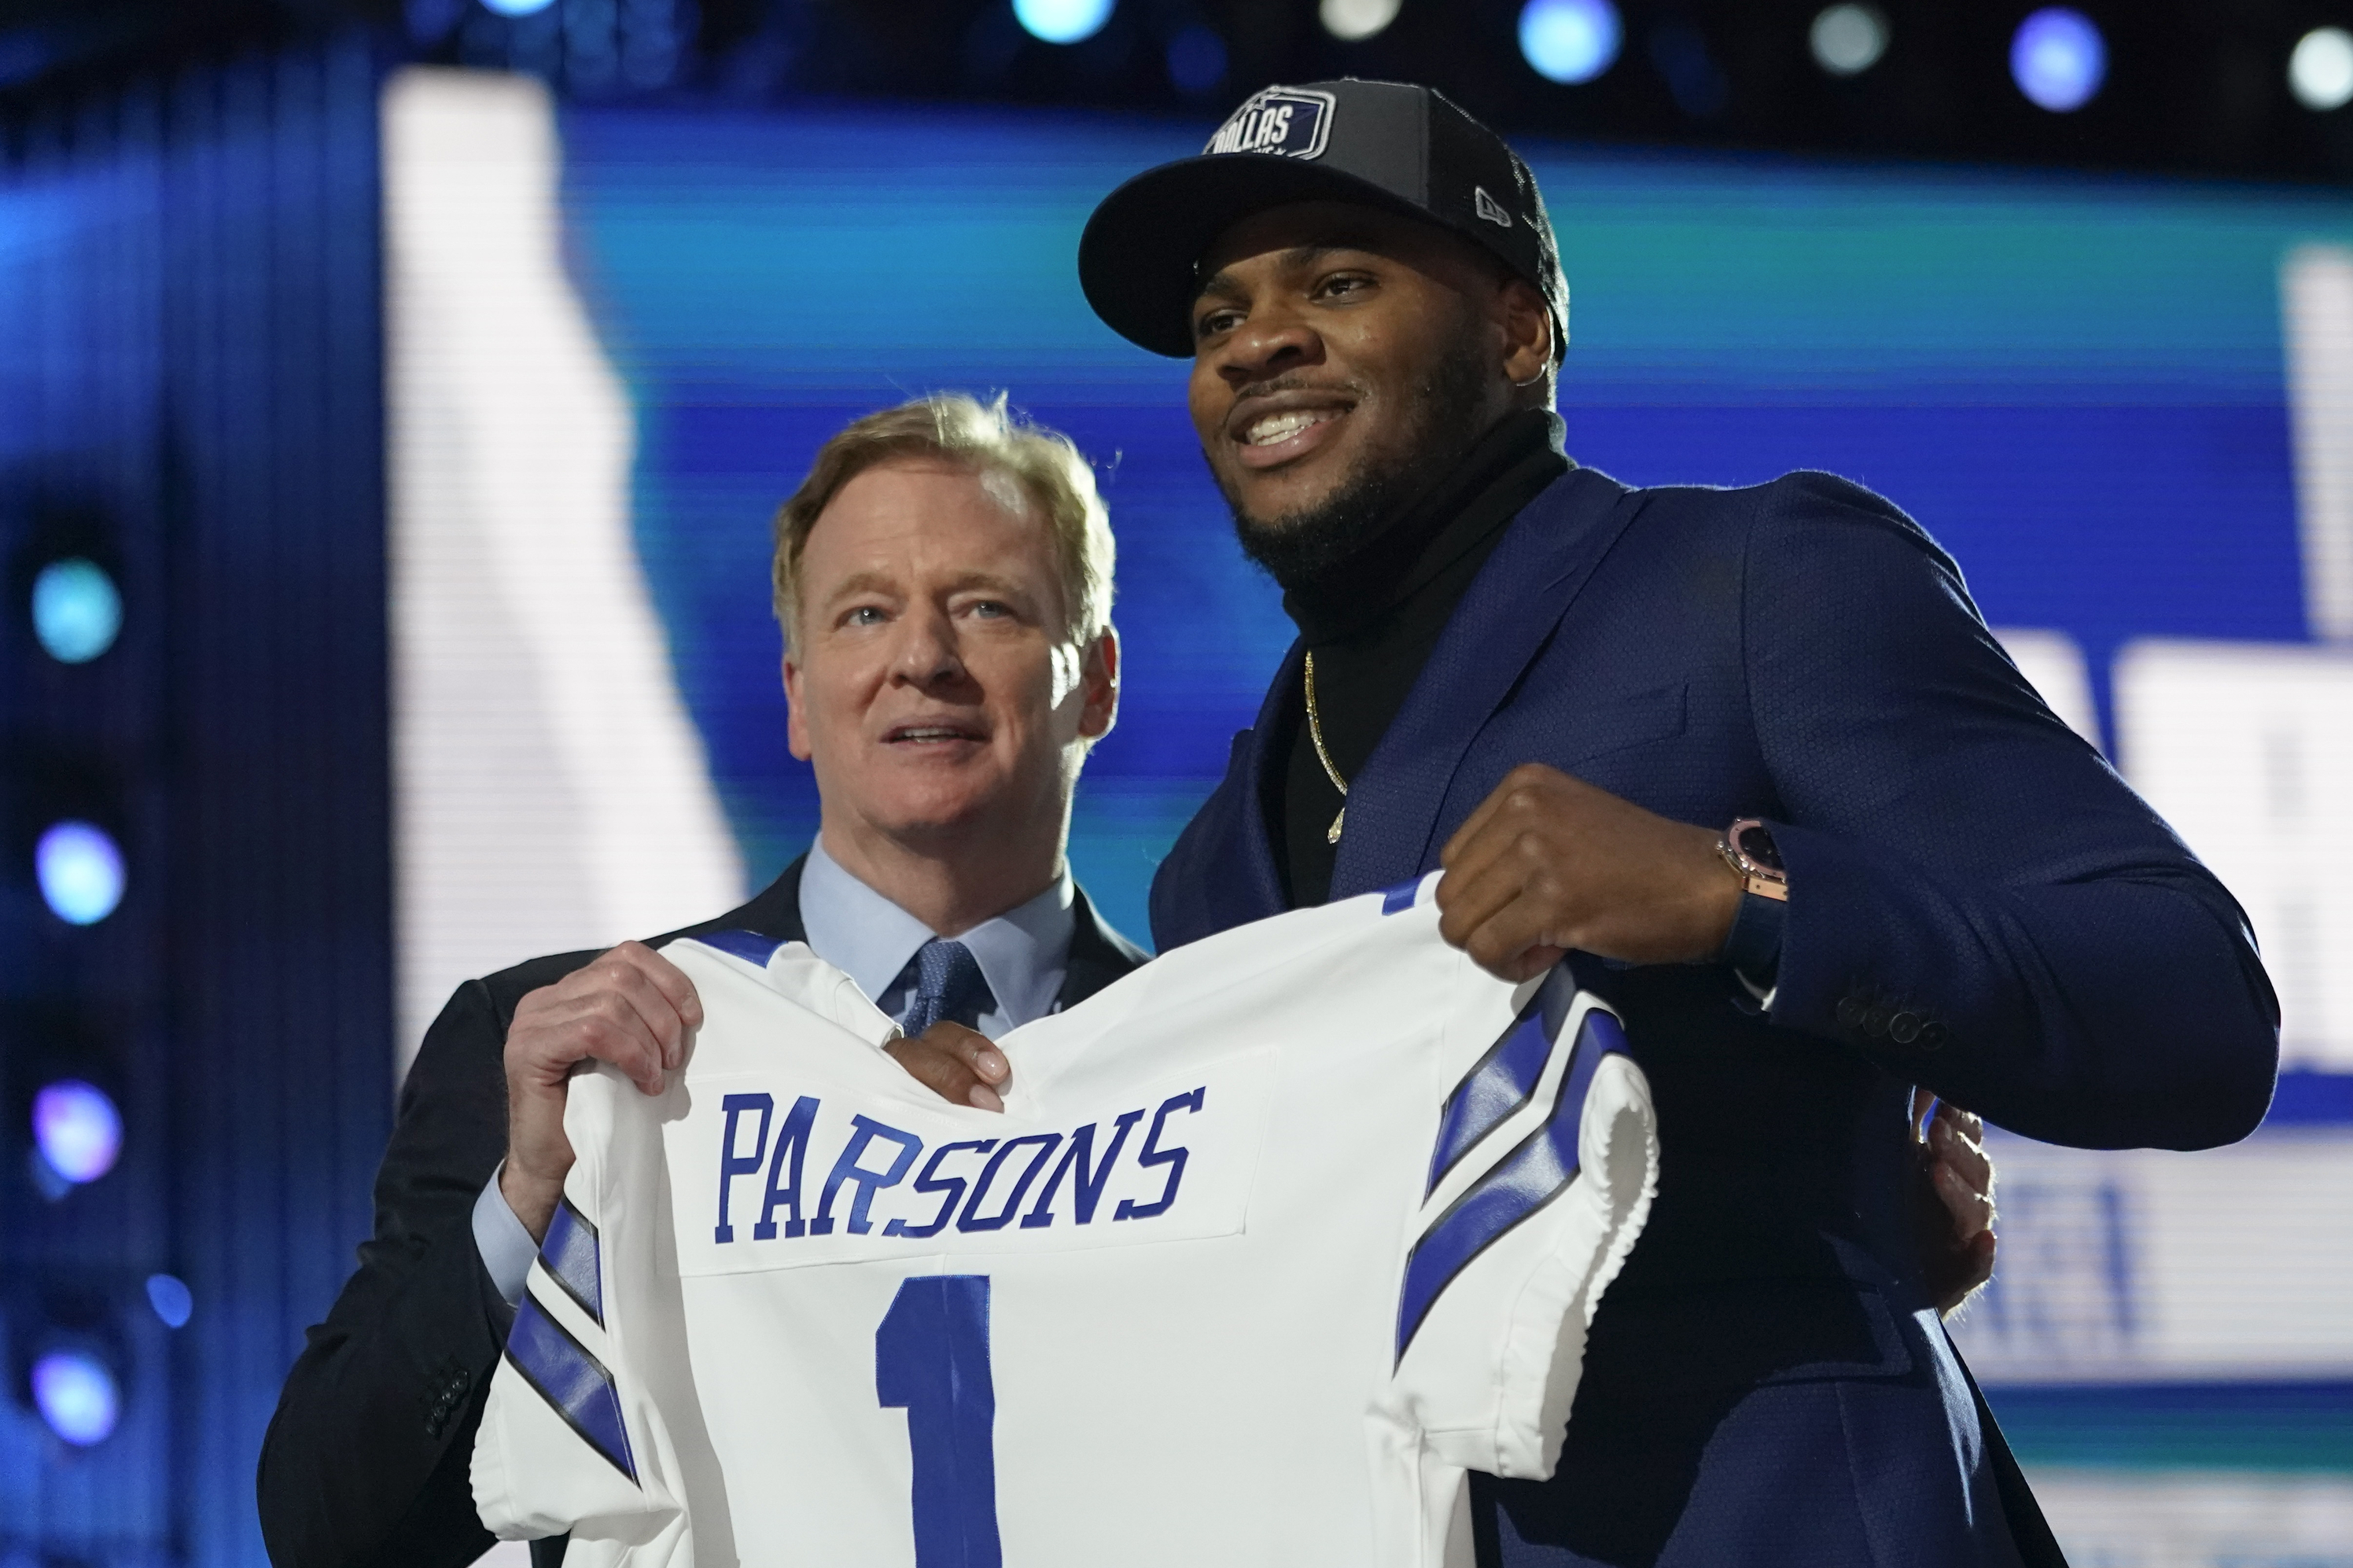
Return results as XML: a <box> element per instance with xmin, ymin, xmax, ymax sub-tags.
<box><xmin>506</xmin><ymin>1294</ymin><xmax>639</xmax><ymax>1483</ymax></box>
<box><xmin>539</xmin><ymin>1195</ymin><xmax>604</xmax><ymax>1327</ymax></box>
<box><xmin>1424</xmin><ymin>965</ymin><xmax>1585</xmax><ymax>1198</ymax></box>
<box><xmin>1394</xmin><ymin>1007</ymin><xmax>1627</xmax><ymax>1364</ymax></box>
<box><xmin>1381</xmin><ymin>879</ymin><xmax>1421</xmax><ymax>915</ymax></box>
<box><xmin>696</xmin><ymin>928</ymin><xmax>786</xmax><ymax>966</ymax></box>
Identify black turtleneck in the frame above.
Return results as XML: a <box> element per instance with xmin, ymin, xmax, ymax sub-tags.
<box><xmin>1278</xmin><ymin>408</ymin><xmax>1571</xmax><ymax>907</ymax></box>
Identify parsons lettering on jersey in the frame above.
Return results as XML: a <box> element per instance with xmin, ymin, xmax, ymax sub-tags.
<box><xmin>701</xmin><ymin>1084</ymin><xmax>1214</xmax><ymax>1255</ymax></box>
<box><xmin>1204</xmin><ymin>86</ymin><xmax>1335</xmax><ymax>160</ymax></box>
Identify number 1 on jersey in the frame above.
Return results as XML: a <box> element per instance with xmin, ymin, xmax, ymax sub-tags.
<box><xmin>875</xmin><ymin>1275</ymin><xmax>1002</xmax><ymax>1567</ymax></box>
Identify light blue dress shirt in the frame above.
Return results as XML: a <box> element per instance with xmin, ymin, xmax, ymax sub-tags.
<box><xmin>472</xmin><ymin>841</ymin><xmax>1077</xmax><ymax>1306</ymax></box>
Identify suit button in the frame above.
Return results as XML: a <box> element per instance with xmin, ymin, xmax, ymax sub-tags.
<box><xmin>1920</xmin><ymin>1021</ymin><xmax>1949</xmax><ymax>1051</ymax></box>
<box><xmin>1836</xmin><ymin>996</ymin><xmax>1866</xmax><ymax>1029</ymax></box>
<box><xmin>1888</xmin><ymin>1010</ymin><xmax>1921</xmax><ymax>1044</ymax></box>
<box><xmin>1861</xmin><ymin>1006</ymin><xmax>1891</xmax><ymax>1039</ymax></box>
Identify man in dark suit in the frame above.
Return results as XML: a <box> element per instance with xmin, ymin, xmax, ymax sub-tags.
<box><xmin>1076</xmin><ymin>80</ymin><xmax>2280</xmax><ymax>1564</ymax></box>
<box><xmin>256</xmin><ymin>395</ymin><xmax>1146</xmax><ymax>1567</ymax></box>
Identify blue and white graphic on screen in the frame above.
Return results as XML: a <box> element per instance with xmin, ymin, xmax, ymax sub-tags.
<box><xmin>472</xmin><ymin>879</ymin><xmax>1657</xmax><ymax>1566</ymax></box>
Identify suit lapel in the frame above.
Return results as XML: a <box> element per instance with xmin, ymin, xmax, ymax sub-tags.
<box><xmin>1330</xmin><ymin>468</ymin><xmax>1644</xmax><ymax>898</ymax></box>
<box><xmin>1056</xmin><ymin>885</ymin><xmax>1151</xmax><ymax>1009</ymax></box>
<box><xmin>1228</xmin><ymin>641</ymin><xmax>1306</xmax><ymax>921</ymax></box>
<box><xmin>665</xmin><ymin>856</ymin><xmax>808</xmax><ymax>946</ymax></box>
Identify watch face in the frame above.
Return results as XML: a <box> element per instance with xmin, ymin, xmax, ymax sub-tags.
<box><xmin>1733</xmin><ymin>822</ymin><xmax>1784</xmax><ymax>874</ymax></box>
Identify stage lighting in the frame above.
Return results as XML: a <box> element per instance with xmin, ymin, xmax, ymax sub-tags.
<box><xmin>482</xmin><ymin>0</ymin><xmax>557</xmax><ymax>16</ymax></box>
<box><xmin>1014</xmin><ymin>0</ymin><xmax>1114</xmax><ymax>46</ymax></box>
<box><xmin>32</xmin><ymin>1079</ymin><xmax>122</xmax><ymax>1186</ymax></box>
<box><xmin>145</xmin><ymin>1274</ymin><xmax>193</xmax><ymax>1329</ymax></box>
<box><xmin>1519</xmin><ymin>0</ymin><xmax>1620</xmax><ymax>85</ymax></box>
<box><xmin>30</xmin><ymin>558</ymin><xmax>121</xmax><ymax>664</ymax></box>
<box><xmin>1810</xmin><ymin>5</ymin><xmax>1887</xmax><ymax>77</ymax></box>
<box><xmin>35</xmin><ymin>820</ymin><xmax>124</xmax><ymax>926</ymax></box>
<box><xmin>2292</xmin><ymin>29</ymin><xmax>2353</xmax><ymax>112</ymax></box>
<box><xmin>2011</xmin><ymin>8</ymin><xmax>2105</xmax><ymax>113</ymax></box>
<box><xmin>1320</xmin><ymin>0</ymin><xmax>1401</xmax><ymax>42</ymax></box>
<box><xmin>29</xmin><ymin>1346</ymin><xmax>118</xmax><ymax>1445</ymax></box>
<box><xmin>1167</xmin><ymin>25</ymin><xmax>1226</xmax><ymax>92</ymax></box>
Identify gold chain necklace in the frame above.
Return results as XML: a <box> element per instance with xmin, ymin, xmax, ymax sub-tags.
<box><xmin>1302</xmin><ymin>651</ymin><xmax>1348</xmax><ymax>845</ymax></box>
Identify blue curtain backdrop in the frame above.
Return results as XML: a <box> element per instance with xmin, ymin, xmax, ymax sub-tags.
<box><xmin>0</xmin><ymin>35</ymin><xmax>389</xmax><ymax>1567</ymax></box>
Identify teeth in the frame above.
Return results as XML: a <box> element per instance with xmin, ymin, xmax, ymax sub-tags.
<box><xmin>1244</xmin><ymin>410</ymin><xmax>1331</xmax><ymax>446</ymax></box>
<box><xmin>896</xmin><ymin>727</ymin><xmax>967</xmax><ymax>742</ymax></box>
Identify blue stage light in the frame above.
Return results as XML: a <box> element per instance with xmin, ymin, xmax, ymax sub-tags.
<box><xmin>1166</xmin><ymin>25</ymin><xmax>1226</xmax><ymax>93</ymax></box>
<box><xmin>481</xmin><ymin>0</ymin><xmax>557</xmax><ymax>16</ymax></box>
<box><xmin>1014</xmin><ymin>0</ymin><xmax>1113</xmax><ymax>46</ymax></box>
<box><xmin>1519</xmin><ymin>0</ymin><xmax>1622</xmax><ymax>86</ymax></box>
<box><xmin>31</xmin><ymin>558</ymin><xmax>121</xmax><ymax>664</ymax></box>
<box><xmin>2011</xmin><ymin>8</ymin><xmax>2105</xmax><ymax>112</ymax></box>
<box><xmin>34</xmin><ymin>1079</ymin><xmax>122</xmax><ymax>1186</ymax></box>
<box><xmin>145</xmin><ymin>1274</ymin><xmax>193</xmax><ymax>1329</ymax></box>
<box><xmin>31</xmin><ymin>1349</ymin><xmax>119</xmax><ymax>1445</ymax></box>
<box><xmin>36</xmin><ymin>820</ymin><xmax>125</xmax><ymax>926</ymax></box>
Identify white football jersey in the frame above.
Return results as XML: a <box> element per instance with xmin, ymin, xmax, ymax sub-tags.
<box><xmin>473</xmin><ymin>874</ymin><xmax>1657</xmax><ymax>1568</ymax></box>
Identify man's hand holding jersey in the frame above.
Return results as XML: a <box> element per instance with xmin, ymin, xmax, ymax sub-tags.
<box><xmin>1430</xmin><ymin>758</ymin><xmax>1998</xmax><ymax>1309</ymax></box>
<box><xmin>500</xmin><ymin>939</ymin><xmax>1010</xmax><ymax>1245</ymax></box>
<box><xmin>499</xmin><ymin>940</ymin><xmax>701</xmax><ymax>1242</ymax></box>
<box><xmin>1434</xmin><ymin>761</ymin><xmax>1741</xmax><ymax>980</ymax></box>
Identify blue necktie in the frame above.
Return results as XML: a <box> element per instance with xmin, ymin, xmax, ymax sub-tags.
<box><xmin>899</xmin><ymin>938</ymin><xmax>993</xmax><ymax>1036</ymax></box>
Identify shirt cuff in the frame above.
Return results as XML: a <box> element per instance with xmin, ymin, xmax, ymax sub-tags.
<box><xmin>472</xmin><ymin>1165</ymin><xmax>537</xmax><ymax>1309</ymax></box>
<box><xmin>1720</xmin><ymin>887</ymin><xmax>1787</xmax><ymax>1008</ymax></box>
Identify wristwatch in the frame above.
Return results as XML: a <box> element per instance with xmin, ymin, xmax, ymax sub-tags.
<box><xmin>1718</xmin><ymin>818</ymin><xmax>1788</xmax><ymax>902</ymax></box>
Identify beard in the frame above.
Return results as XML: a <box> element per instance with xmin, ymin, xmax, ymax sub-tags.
<box><xmin>1217</xmin><ymin>329</ymin><xmax>1497</xmax><ymax>592</ymax></box>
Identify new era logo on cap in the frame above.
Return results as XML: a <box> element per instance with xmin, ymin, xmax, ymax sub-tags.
<box><xmin>1204</xmin><ymin>86</ymin><xmax>1335</xmax><ymax>161</ymax></box>
<box><xmin>1474</xmin><ymin>186</ymin><xmax>1513</xmax><ymax>229</ymax></box>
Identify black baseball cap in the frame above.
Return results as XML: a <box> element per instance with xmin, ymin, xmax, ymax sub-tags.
<box><xmin>1079</xmin><ymin>79</ymin><xmax>1567</xmax><ymax>360</ymax></box>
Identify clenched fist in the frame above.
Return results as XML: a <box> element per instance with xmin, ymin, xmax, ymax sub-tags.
<box><xmin>1436</xmin><ymin>763</ymin><xmax>1743</xmax><ymax>981</ymax></box>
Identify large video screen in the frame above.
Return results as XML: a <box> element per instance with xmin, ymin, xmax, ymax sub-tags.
<box><xmin>385</xmin><ymin>71</ymin><xmax>2353</xmax><ymax>1566</ymax></box>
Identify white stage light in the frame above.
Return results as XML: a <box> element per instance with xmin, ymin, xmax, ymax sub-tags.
<box><xmin>1519</xmin><ymin>0</ymin><xmax>1621</xmax><ymax>85</ymax></box>
<box><xmin>31</xmin><ymin>1349</ymin><xmax>118</xmax><ymax>1446</ymax></box>
<box><xmin>1014</xmin><ymin>0</ymin><xmax>1114</xmax><ymax>46</ymax></box>
<box><xmin>1810</xmin><ymin>6</ymin><xmax>1888</xmax><ymax>77</ymax></box>
<box><xmin>33</xmin><ymin>1080</ymin><xmax>123</xmax><ymax>1186</ymax></box>
<box><xmin>2292</xmin><ymin>29</ymin><xmax>2353</xmax><ymax>112</ymax></box>
<box><xmin>35</xmin><ymin>820</ymin><xmax>124</xmax><ymax>926</ymax></box>
<box><xmin>2011</xmin><ymin>8</ymin><xmax>2106</xmax><ymax>113</ymax></box>
<box><xmin>1320</xmin><ymin>0</ymin><xmax>1401</xmax><ymax>42</ymax></box>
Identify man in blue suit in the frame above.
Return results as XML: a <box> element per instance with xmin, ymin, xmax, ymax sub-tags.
<box><xmin>1077</xmin><ymin>80</ymin><xmax>2280</xmax><ymax>1564</ymax></box>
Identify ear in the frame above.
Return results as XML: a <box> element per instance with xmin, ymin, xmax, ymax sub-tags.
<box><xmin>1496</xmin><ymin>277</ymin><xmax>1553</xmax><ymax>391</ymax></box>
<box><xmin>783</xmin><ymin>647</ymin><xmax>813</xmax><ymax>761</ymax></box>
<box><xmin>1076</xmin><ymin>628</ymin><xmax>1120</xmax><ymax>742</ymax></box>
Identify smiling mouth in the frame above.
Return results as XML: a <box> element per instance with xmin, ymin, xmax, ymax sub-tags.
<box><xmin>886</xmin><ymin>724</ymin><xmax>985</xmax><ymax>745</ymax></box>
<box><xmin>1242</xmin><ymin>408</ymin><xmax>1343</xmax><ymax>447</ymax></box>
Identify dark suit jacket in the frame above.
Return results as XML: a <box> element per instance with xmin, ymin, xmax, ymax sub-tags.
<box><xmin>1151</xmin><ymin>466</ymin><xmax>2279</xmax><ymax>1566</ymax></box>
<box><xmin>257</xmin><ymin>855</ymin><xmax>1147</xmax><ymax>1568</ymax></box>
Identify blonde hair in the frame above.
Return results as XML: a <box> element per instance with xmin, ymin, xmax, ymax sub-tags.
<box><xmin>771</xmin><ymin>393</ymin><xmax>1115</xmax><ymax>652</ymax></box>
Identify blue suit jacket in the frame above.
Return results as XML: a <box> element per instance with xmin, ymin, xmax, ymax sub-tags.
<box><xmin>1150</xmin><ymin>466</ymin><xmax>2278</xmax><ymax>1566</ymax></box>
